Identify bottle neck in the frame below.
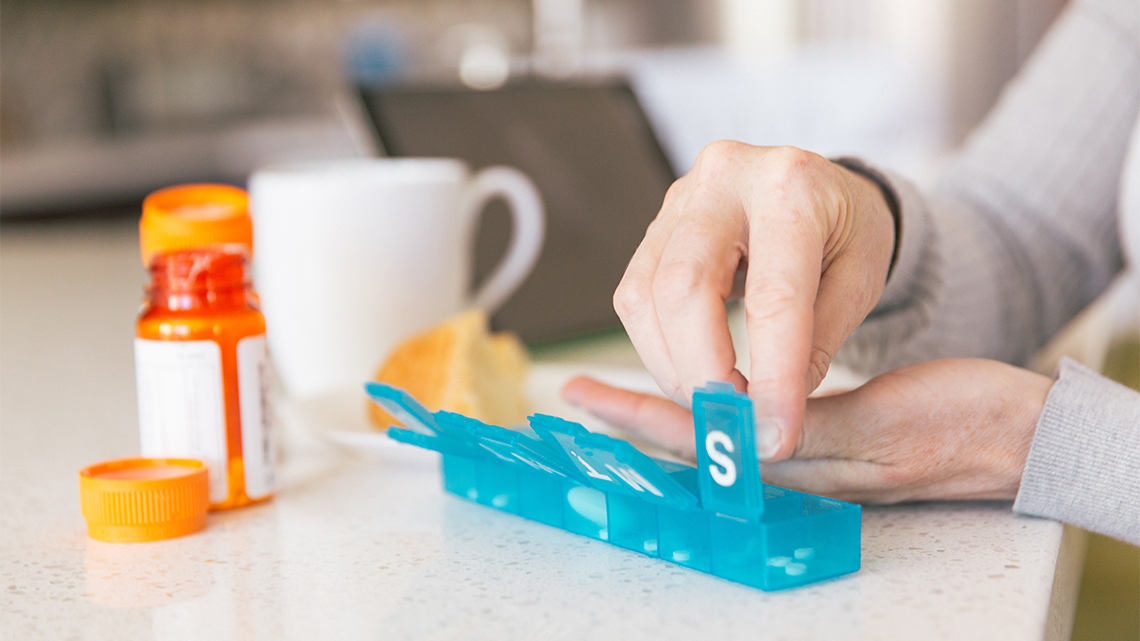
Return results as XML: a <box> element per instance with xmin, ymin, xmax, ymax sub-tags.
<box><xmin>147</xmin><ymin>250</ymin><xmax>253</xmax><ymax>312</ymax></box>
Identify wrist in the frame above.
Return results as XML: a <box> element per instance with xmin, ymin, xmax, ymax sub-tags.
<box><xmin>1004</xmin><ymin>368</ymin><xmax>1054</xmax><ymax>496</ymax></box>
<box><xmin>831</xmin><ymin>157</ymin><xmax>900</xmax><ymax>282</ymax></box>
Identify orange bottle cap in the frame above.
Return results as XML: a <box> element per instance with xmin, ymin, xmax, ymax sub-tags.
<box><xmin>79</xmin><ymin>458</ymin><xmax>209</xmax><ymax>543</ymax></box>
<box><xmin>140</xmin><ymin>184</ymin><xmax>252</xmax><ymax>265</ymax></box>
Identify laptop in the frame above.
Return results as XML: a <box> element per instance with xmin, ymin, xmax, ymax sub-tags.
<box><xmin>357</xmin><ymin>78</ymin><xmax>677</xmax><ymax>344</ymax></box>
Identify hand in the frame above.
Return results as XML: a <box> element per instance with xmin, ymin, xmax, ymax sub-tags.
<box><xmin>614</xmin><ymin>141</ymin><xmax>895</xmax><ymax>461</ymax></box>
<box><xmin>563</xmin><ymin>358</ymin><xmax>1054</xmax><ymax>502</ymax></box>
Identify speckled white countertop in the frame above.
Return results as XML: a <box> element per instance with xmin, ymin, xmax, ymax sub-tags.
<box><xmin>1</xmin><ymin>217</ymin><xmax>1085</xmax><ymax>640</ymax></box>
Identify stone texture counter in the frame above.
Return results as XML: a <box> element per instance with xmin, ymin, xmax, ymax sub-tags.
<box><xmin>0</xmin><ymin>216</ymin><xmax>1083</xmax><ymax>640</ymax></box>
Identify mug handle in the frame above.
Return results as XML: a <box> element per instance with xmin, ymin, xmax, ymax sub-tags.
<box><xmin>462</xmin><ymin>166</ymin><xmax>546</xmax><ymax>313</ymax></box>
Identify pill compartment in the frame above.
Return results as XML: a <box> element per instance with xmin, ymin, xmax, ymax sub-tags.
<box><xmin>708</xmin><ymin>486</ymin><xmax>861</xmax><ymax>591</ymax></box>
<box><xmin>562</xmin><ymin>482</ymin><xmax>609</xmax><ymax>541</ymax></box>
<box><xmin>441</xmin><ymin>454</ymin><xmax>479</xmax><ymax>501</ymax></box>
<box><xmin>440</xmin><ymin>458</ymin><xmax>860</xmax><ymax>590</ymax></box>
<box><xmin>475</xmin><ymin>459</ymin><xmax>519</xmax><ymax>512</ymax></box>
<box><xmin>607</xmin><ymin>492</ymin><xmax>660</xmax><ymax>556</ymax></box>
<box><xmin>517</xmin><ymin>468</ymin><xmax>564</xmax><ymax>527</ymax></box>
<box><xmin>370</xmin><ymin>381</ymin><xmax>861</xmax><ymax>591</ymax></box>
<box><xmin>657</xmin><ymin>506</ymin><xmax>712</xmax><ymax>572</ymax></box>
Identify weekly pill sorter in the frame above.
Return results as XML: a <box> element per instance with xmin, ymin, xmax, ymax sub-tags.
<box><xmin>366</xmin><ymin>381</ymin><xmax>861</xmax><ymax>591</ymax></box>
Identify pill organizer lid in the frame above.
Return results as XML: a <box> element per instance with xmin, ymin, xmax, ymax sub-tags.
<box><xmin>532</xmin><ymin>417</ymin><xmax>698</xmax><ymax>510</ymax></box>
<box><xmin>528</xmin><ymin>413</ymin><xmax>591</xmax><ymax>437</ymax></box>
<box><xmin>692</xmin><ymin>382</ymin><xmax>764</xmax><ymax>519</ymax></box>
<box><xmin>434</xmin><ymin>412</ymin><xmax>585</xmax><ymax>480</ymax></box>
<box><xmin>387</xmin><ymin>427</ymin><xmax>489</xmax><ymax>458</ymax></box>
<box><xmin>368</xmin><ymin>384</ymin><xmax>586</xmax><ymax>480</ymax></box>
<box><xmin>366</xmin><ymin>382</ymin><xmax>443</xmax><ymax>435</ymax></box>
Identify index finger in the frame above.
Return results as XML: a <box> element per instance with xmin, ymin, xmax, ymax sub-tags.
<box><xmin>651</xmin><ymin>204</ymin><xmax>751</xmax><ymax>405</ymax></box>
<box><xmin>614</xmin><ymin>179</ymin><xmax>694</xmax><ymax>399</ymax></box>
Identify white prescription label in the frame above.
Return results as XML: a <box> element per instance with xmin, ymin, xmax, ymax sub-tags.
<box><xmin>237</xmin><ymin>334</ymin><xmax>275</xmax><ymax>499</ymax></box>
<box><xmin>135</xmin><ymin>339</ymin><xmax>229</xmax><ymax>503</ymax></box>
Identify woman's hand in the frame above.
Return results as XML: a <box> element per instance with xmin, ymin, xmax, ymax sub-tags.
<box><xmin>563</xmin><ymin>359</ymin><xmax>1054</xmax><ymax>503</ymax></box>
<box><xmin>614</xmin><ymin>141</ymin><xmax>895</xmax><ymax>461</ymax></box>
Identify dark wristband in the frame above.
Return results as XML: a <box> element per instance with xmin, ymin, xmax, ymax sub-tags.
<box><xmin>831</xmin><ymin>156</ymin><xmax>902</xmax><ymax>281</ymax></box>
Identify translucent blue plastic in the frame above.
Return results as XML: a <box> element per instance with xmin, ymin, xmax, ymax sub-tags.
<box><xmin>366</xmin><ymin>381</ymin><xmax>861</xmax><ymax>591</ymax></box>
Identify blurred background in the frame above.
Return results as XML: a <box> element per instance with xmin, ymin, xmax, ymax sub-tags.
<box><xmin>1</xmin><ymin>0</ymin><xmax>1066</xmax><ymax>214</ymax></box>
<box><xmin>1</xmin><ymin>3</ymin><xmax>1135</xmax><ymax>639</ymax></box>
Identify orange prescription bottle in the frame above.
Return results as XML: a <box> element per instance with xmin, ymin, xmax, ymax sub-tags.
<box><xmin>135</xmin><ymin>184</ymin><xmax>275</xmax><ymax>510</ymax></box>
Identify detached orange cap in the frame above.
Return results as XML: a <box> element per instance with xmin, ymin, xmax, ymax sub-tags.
<box><xmin>140</xmin><ymin>184</ymin><xmax>252</xmax><ymax>265</ymax></box>
<box><xmin>79</xmin><ymin>458</ymin><xmax>209</xmax><ymax>543</ymax></box>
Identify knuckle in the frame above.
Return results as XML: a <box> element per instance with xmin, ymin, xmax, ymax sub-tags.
<box><xmin>663</xmin><ymin>177</ymin><xmax>688</xmax><ymax>202</ymax></box>
<box><xmin>613</xmin><ymin>278</ymin><xmax>651</xmax><ymax>320</ymax></box>
<box><xmin>763</xmin><ymin>146</ymin><xmax>828</xmax><ymax>192</ymax></box>
<box><xmin>647</xmin><ymin>217</ymin><xmax>665</xmax><ymax>240</ymax></box>
<box><xmin>743</xmin><ymin>278</ymin><xmax>802</xmax><ymax>320</ymax></box>
<box><xmin>768</xmin><ymin>145</ymin><xmax>820</xmax><ymax>172</ymax></box>
<box><xmin>652</xmin><ymin>260</ymin><xmax>708</xmax><ymax>310</ymax></box>
<box><xmin>698</xmin><ymin>139</ymin><xmax>743</xmax><ymax>159</ymax></box>
<box><xmin>694</xmin><ymin>140</ymin><xmax>749</xmax><ymax>173</ymax></box>
<box><xmin>806</xmin><ymin>345</ymin><xmax>833</xmax><ymax>389</ymax></box>
<box><xmin>643</xmin><ymin>216</ymin><xmax>671</xmax><ymax>240</ymax></box>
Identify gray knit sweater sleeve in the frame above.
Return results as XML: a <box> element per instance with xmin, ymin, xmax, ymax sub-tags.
<box><xmin>1014</xmin><ymin>358</ymin><xmax>1140</xmax><ymax>544</ymax></box>
<box><xmin>835</xmin><ymin>0</ymin><xmax>1140</xmax><ymax>544</ymax></box>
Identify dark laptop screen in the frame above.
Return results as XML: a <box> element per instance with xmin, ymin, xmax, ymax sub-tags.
<box><xmin>359</xmin><ymin>80</ymin><xmax>676</xmax><ymax>343</ymax></box>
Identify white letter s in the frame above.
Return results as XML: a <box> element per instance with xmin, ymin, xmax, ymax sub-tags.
<box><xmin>706</xmin><ymin>431</ymin><xmax>737</xmax><ymax>487</ymax></box>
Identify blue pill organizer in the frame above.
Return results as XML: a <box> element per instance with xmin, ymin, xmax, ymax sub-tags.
<box><xmin>366</xmin><ymin>381</ymin><xmax>861</xmax><ymax>591</ymax></box>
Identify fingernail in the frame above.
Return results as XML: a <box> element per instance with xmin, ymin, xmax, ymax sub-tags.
<box><xmin>755</xmin><ymin>416</ymin><xmax>782</xmax><ymax>460</ymax></box>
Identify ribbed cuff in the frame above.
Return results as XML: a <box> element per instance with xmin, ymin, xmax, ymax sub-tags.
<box><xmin>1014</xmin><ymin>357</ymin><xmax>1140</xmax><ymax>545</ymax></box>
<box><xmin>831</xmin><ymin>161</ymin><xmax>941</xmax><ymax>377</ymax></box>
<box><xmin>872</xmin><ymin>169</ymin><xmax>934</xmax><ymax>313</ymax></box>
<box><xmin>832</xmin><ymin>157</ymin><xmax>902</xmax><ymax>278</ymax></box>
<box><xmin>830</xmin><ymin>157</ymin><xmax>934</xmax><ymax>314</ymax></box>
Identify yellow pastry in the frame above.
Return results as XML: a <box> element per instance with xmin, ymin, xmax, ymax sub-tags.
<box><xmin>368</xmin><ymin>310</ymin><xmax>529</xmax><ymax>429</ymax></box>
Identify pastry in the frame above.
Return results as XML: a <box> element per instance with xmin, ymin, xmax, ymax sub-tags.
<box><xmin>368</xmin><ymin>310</ymin><xmax>529</xmax><ymax>429</ymax></box>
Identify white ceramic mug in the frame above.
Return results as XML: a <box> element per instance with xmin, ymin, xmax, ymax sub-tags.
<box><xmin>249</xmin><ymin>158</ymin><xmax>544</xmax><ymax>399</ymax></box>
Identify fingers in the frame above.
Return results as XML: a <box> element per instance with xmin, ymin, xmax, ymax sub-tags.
<box><xmin>652</xmin><ymin>193</ymin><xmax>751</xmax><ymax>404</ymax></box>
<box><xmin>614</xmin><ymin>179</ymin><xmax>692</xmax><ymax>399</ymax></box>
<box><xmin>743</xmin><ymin>212</ymin><xmax>823</xmax><ymax>461</ymax></box>
<box><xmin>561</xmin><ymin>375</ymin><xmax>888</xmax><ymax>502</ymax></box>
<box><xmin>618</xmin><ymin>164</ymin><xmax>750</xmax><ymax>406</ymax></box>
<box><xmin>614</xmin><ymin>143</ymin><xmax>893</xmax><ymax>467</ymax></box>
<box><xmin>562</xmin><ymin>376</ymin><xmax>696</xmax><ymax>459</ymax></box>
<box><xmin>739</xmin><ymin>152</ymin><xmax>897</xmax><ymax>462</ymax></box>
<box><xmin>803</xmin><ymin>250</ymin><xmax>889</xmax><ymax>395</ymax></box>
<box><xmin>801</xmin><ymin>168</ymin><xmax>896</xmax><ymax>392</ymax></box>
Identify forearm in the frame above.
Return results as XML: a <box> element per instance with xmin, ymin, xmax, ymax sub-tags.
<box><xmin>837</xmin><ymin>0</ymin><xmax>1137</xmax><ymax>375</ymax></box>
